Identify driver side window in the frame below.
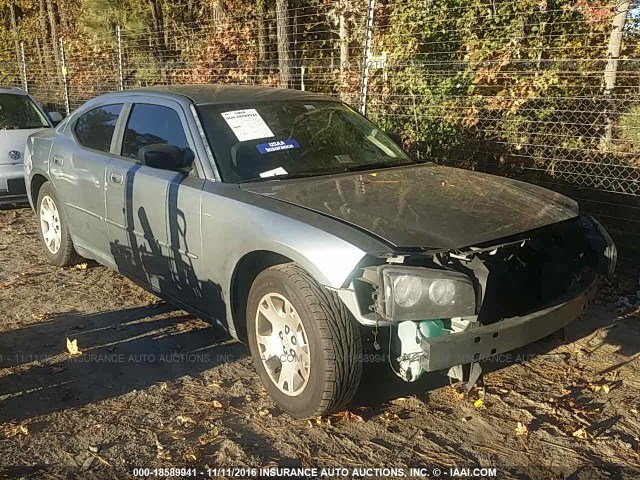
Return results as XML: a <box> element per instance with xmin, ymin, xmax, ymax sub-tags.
<box><xmin>121</xmin><ymin>104</ymin><xmax>189</xmax><ymax>162</ymax></box>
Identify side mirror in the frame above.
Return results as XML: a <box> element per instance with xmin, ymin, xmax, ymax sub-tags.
<box><xmin>137</xmin><ymin>144</ymin><xmax>194</xmax><ymax>171</ymax></box>
<box><xmin>48</xmin><ymin>111</ymin><xmax>64</xmax><ymax>125</ymax></box>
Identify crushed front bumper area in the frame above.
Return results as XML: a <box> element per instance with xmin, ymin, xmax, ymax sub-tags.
<box><xmin>419</xmin><ymin>273</ymin><xmax>598</xmax><ymax>372</ymax></box>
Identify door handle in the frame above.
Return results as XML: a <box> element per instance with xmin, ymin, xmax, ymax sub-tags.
<box><xmin>109</xmin><ymin>172</ymin><xmax>124</xmax><ymax>184</ymax></box>
<box><xmin>52</xmin><ymin>155</ymin><xmax>64</xmax><ymax>166</ymax></box>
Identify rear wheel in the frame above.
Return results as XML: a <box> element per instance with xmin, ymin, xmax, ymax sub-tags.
<box><xmin>247</xmin><ymin>263</ymin><xmax>362</xmax><ymax>418</ymax></box>
<box><xmin>36</xmin><ymin>182</ymin><xmax>80</xmax><ymax>267</ymax></box>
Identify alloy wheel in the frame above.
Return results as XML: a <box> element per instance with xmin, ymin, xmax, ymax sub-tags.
<box><xmin>254</xmin><ymin>293</ymin><xmax>311</xmax><ymax>396</ymax></box>
<box><xmin>40</xmin><ymin>195</ymin><xmax>62</xmax><ymax>255</ymax></box>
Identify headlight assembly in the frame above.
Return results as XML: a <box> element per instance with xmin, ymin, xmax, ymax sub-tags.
<box><xmin>379</xmin><ymin>266</ymin><xmax>476</xmax><ymax>321</ymax></box>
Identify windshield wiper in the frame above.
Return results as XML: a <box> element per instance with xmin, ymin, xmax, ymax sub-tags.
<box><xmin>344</xmin><ymin>161</ymin><xmax>415</xmax><ymax>172</ymax></box>
<box><xmin>238</xmin><ymin>170</ymin><xmax>335</xmax><ymax>183</ymax></box>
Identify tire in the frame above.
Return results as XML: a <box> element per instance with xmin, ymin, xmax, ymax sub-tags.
<box><xmin>247</xmin><ymin>263</ymin><xmax>362</xmax><ymax>418</ymax></box>
<box><xmin>36</xmin><ymin>182</ymin><xmax>80</xmax><ymax>267</ymax></box>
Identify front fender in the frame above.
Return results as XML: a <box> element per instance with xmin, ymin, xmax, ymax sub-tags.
<box><xmin>200</xmin><ymin>184</ymin><xmax>387</xmax><ymax>337</ymax></box>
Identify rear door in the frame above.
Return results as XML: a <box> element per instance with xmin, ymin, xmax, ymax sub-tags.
<box><xmin>50</xmin><ymin>103</ymin><xmax>124</xmax><ymax>263</ymax></box>
<box><xmin>105</xmin><ymin>99</ymin><xmax>206</xmax><ymax>311</ymax></box>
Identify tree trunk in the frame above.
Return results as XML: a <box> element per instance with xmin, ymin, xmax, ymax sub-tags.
<box><xmin>603</xmin><ymin>0</ymin><xmax>631</xmax><ymax>145</ymax></box>
<box><xmin>8</xmin><ymin>2</ymin><xmax>21</xmax><ymax>84</ymax></box>
<box><xmin>38</xmin><ymin>0</ymin><xmax>53</xmax><ymax>78</ymax></box>
<box><xmin>36</xmin><ymin>39</ymin><xmax>44</xmax><ymax>73</ymax></box>
<box><xmin>58</xmin><ymin>0</ymin><xmax>68</xmax><ymax>30</ymax></box>
<box><xmin>45</xmin><ymin>0</ymin><xmax>63</xmax><ymax>89</ymax></box>
<box><xmin>604</xmin><ymin>0</ymin><xmax>630</xmax><ymax>94</ymax></box>
<box><xmin>257</xmin><ymin>0</ymin><xmax>267</xmax><ymax>63</ymax></box>
<box><xmin>275</xmin><ymin>0</ymin><xmax>291</xmax><ymax>88</ymax></box>
<box><xmin>212</xmin><ymin>0</ymin><xmax>225</xmax><ymax>23</ymax></box>
<box><xmin>147</xmin><ymin>0</ymin><xmax>167</xmax><ymax>80</ymax></box>
<box><xmin>339</xmin><ymin>11</ymin><xmax>348</xmax><ymax>77</ymax></box>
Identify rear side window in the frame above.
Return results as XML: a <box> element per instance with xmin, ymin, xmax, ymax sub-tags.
<box><xmin>74</xmin><ymin>104</ymin><xmax>123</xmax><ymax>152</ymax></box>
<box><xmin>121</xmin><ymin>104</ymin><xmax>189</xmax><ymax>160</ymax></box>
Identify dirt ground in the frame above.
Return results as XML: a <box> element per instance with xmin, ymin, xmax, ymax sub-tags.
<box><xmin>0</xmin><ymin>206</ymin><xmax>639</xmax><ymax>480</ymax></box>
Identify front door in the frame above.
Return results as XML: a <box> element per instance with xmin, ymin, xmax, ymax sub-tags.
<box><xmin>104</xmin><ymin>100</ymin><xmax>205</xmax><ymax>309</ymax></box>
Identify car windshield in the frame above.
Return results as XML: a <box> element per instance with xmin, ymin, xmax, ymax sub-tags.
<box><xmin>196</xmin><ymin>100</ymin><xmax>413</xmax><ymax>182</ymax></box>
<box><xmin>0</xmin><ymin>93</ymin><xmax>49</xmax><ymax>130</ymax></box>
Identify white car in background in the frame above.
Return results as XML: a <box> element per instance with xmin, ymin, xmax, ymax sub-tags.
<box><xmin>0</xmin><ymin>87</ymin><xmax>62</xmax><ymax>206</ymax></box>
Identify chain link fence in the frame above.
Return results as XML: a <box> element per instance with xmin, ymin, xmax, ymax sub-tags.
<box><xmin>1</xmin><ymin>0</ymin><xmax>639</xmax><ymax>246</ymax></box>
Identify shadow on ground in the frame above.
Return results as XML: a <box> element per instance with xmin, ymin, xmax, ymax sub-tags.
<box><xmin>0</xmin><ymin>304</ymin><xmax>245</xmax><ymax>423</ymax></box>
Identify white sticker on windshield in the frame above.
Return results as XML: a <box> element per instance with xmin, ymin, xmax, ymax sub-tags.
<box><xmin>221</xmin><ymin>109</ymin><xmax>274</xmax><ymax>142</ymax></box>
<box><xmin>335</xmin><ymin>154</ymin><xmax>353</xmax><ymax>164</ymax></box>
<box><xmin>259</xmin><ymin>166</ymin><xmax>288</xmax><ymax>178</ymax></box>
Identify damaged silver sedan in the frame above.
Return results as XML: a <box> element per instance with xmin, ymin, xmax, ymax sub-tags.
<box><xmin>24</xmin><ymin>85</ymin><xmax>616</xmax><ymax>418</ymax></box>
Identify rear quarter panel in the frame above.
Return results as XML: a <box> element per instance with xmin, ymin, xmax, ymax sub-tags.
<box><xmin>25</xmin><ymin>130</ymin><xmax>56</xmax><ymax>208</ymax></box>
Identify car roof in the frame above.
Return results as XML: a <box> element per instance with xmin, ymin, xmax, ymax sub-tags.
<box><xmin>0</xmin><ymin>86</ymin><xmax>28</xmax><ymax>95</ymax></box>
<box><xmin>105</xmin><ymin>84</ymin><xmax>338</xmax><ymax>106</ymax></box>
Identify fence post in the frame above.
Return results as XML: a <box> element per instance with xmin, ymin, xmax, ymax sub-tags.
<box><xmin>59</xmin><ymin>37</ymin><xmax>70</xmax><ymax>116</ymax></box>
<box><xmin>19</xmin><ymin>41</ymin><xmax>28</xmax><ymax>92</ymax></box>
<box><xmin>359</xmin><ymin>0</ymin><xmax>375</xmax><ymax>115</ymax></box>
<box><xmin>116</xmin><ymin>25</ymin><xmax>124</xmax><ymax>91</ymax></box>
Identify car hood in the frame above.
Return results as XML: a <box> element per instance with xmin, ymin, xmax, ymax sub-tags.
<box><xmin>240</xmin><ymin>164</ymin><xmax>579</xmax><ymax>250</ymax></box>
<box><xmin>0</xmin><ymin>128</ymin><xmax>48</xmax><ymax>166</ymax></box>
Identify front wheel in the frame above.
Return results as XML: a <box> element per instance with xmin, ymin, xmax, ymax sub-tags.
<box><xmin>247</xmin><ymin>263</ymin><xmax>362</xmax><ymax>418</ymax></box>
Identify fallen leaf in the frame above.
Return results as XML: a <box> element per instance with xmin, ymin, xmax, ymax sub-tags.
<box><xmin>258</xmin><ymin>408</ymin><xmax>271</xmax><ymax>417</ymax></box>
<box><xmin>81</xmin><ymin>455</ymin><xmax>95</xmax><ymax>471</ymax></box>
<box><xmin>74</xmin><ymin>263</ymin><xmax>88</xmax><ymax>270</ymax></box>
<box><xmin>391</xmin><ymin>397</ymin><xmax>408</xmax><ymax>403</ymax></box>
<box><xmin>212</xmin><ymin>400</ymin><xmax>223</xmax><ymax>409</ymax></box>
<box><xmin>0</xmin><ymin>423</ymin><xmax>29</xmax><ymax>438</ymax></box>
<box><xmin>454</xmin><ymin>391</ymin><xmax>466</xmax><ymax>400</ymax></box>
<box><xmin>572</xmin><ymin>428</ymin><xmax>588</xmax><ymax>439</ymax></box>
<box><xmin>307</xmin><ymin>418</ymin><xmax>319</xmax><ymax>427</ymax></box>
<box><xmin>474</xmin><ymin>398</ymin><xmax>484</xmax><ymax>408</ymax></box>
<box><xmin>381</xmin><ymin>411</ymin><xmax>400</xmax><ymax>423</ymax></box>
<box><xmin>176</xmin><ymin>415</ymin><xmax>194</xmax><ymax>426</ymax></box>
<box><xmin>601</xmin><ymin>384</ymin><xmax>610</xmax><ymax>394</ymax></box>
<box><xmin>198</xmin><ymin>431</ymin><xmax>218</xmax><ymax>445</ymax></box>
<box><xmin>515</xmin><ymin>422</ymin><xmax>528</xmax><ymax>436</ymax></box>
<box><xmin>66</xmin><ymin>337</ymin><xmax>82</xmax><ymax>356</ymax></box>
<box><xmin>331</xmin><ymin>410</ymin><xmax>364</xmax><ymax>423</ymax></box>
